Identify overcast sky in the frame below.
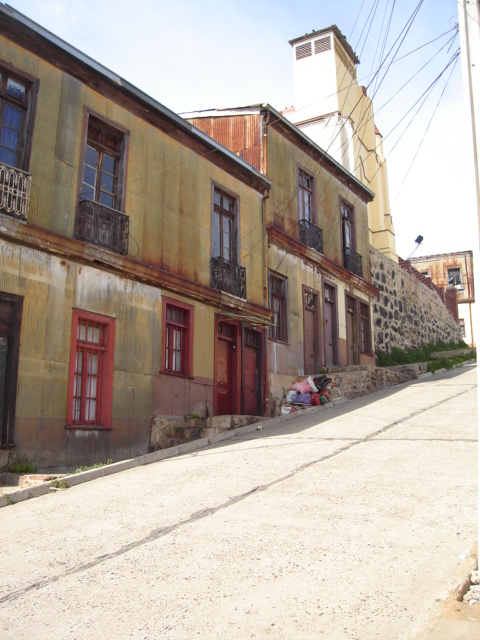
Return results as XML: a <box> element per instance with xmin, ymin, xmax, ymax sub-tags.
<box><xmin>6</xmin><ymin>0</ymin><xmax>478</xmax><ymax>259</ymax></box>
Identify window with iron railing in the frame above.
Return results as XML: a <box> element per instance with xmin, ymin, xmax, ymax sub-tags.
<box><xmin>211</xmin><ymin>187</ymin><xmax>245</xmax><ymax>297</ymax></box>
<box><xmin>299</xmin><ymin>218</ymin><xmax>323</xmax><ymax>253</ymax></box>
<box><xmin>76</xmin><ymin>115</ymin><xmax>129</xmax><ymax>254</ymax></box>
<box><xmin>0</xmin><ymin>66</ymin><xmax>37</xmax><ymax>221</ymax></box>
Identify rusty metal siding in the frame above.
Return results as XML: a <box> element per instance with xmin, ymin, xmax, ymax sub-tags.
<box><xmin>189</xmin><ymin>115</ymin><xmax>262</xmax><ymax>171</ymax></box>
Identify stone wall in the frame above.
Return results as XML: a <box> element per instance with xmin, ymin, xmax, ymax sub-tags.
<box><xmin>370</xmin><ymin>247</ymin><xmax>462</xmax><ymax>353</ymax></box>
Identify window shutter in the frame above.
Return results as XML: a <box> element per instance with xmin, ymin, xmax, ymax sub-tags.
<box><xmin>296</xmin><ymin>42</ymin><xmax>312</xmax><ymax>60</ymax></box>
<box><xmin>314</xmin><ymin>37</ymin><xmax>331</xmax><ymax>54</ymax></box>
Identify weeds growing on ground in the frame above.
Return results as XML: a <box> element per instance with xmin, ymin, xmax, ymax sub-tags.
<box><xmin>74</xmin><ymin>459</ymin><xmax>113</xmax><ymax>474</ymax></box>
<box><xmin>376</xmin><ymin>340</ymin><xmax>473</xmax><ymax>368</ymax></box>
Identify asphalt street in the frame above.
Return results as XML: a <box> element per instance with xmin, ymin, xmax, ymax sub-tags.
<box><xmin>0</xmin><ymin>365</ymin><xmax>477</xmax><ymax>639</ymax></box>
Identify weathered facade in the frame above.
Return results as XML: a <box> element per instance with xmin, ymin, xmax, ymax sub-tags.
<box><xmin>0</xmin><ymin>6</ymin><xmax>271</xmax><ymax>467</ymax></box>
<box><xmin>409</xmin><ymin>251</ymin><xmax>475</xmax><ymax>346</ymax></box>
<box><xmin>284</xmin><ymin>26</ymin><xmax>397</xmax><ymax>262</ymax></box>
<box><xmin>370</xmin><ymin>248</ymin><xmax>463</xmax><ymax>352</ymax></box>
<box><xmin>185</xmin><ymin>105</ymin><xmax>378</xmax><ymax>413</ymax></box>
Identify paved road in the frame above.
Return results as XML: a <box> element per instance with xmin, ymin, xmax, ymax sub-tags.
<box><xmin>0</xmin><ymin>366</ymin><xmax>477</xmax><ymax>639</ymax></box>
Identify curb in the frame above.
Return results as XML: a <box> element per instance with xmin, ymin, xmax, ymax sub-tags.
<box><xmin>0</xmin><ymin>397</ymin><xmax>349</xmax><ymax>508</ymax></box>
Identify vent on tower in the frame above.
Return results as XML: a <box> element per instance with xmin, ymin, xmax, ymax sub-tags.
<box><xmin>296</xmin><ymin>42</ymin><xmax>312</xmax><ymax>60</ymax></box>
<box><xmin>314</xmin><ymin>36</ymin><xmax>331</xmax><ymax>54</ymax></box>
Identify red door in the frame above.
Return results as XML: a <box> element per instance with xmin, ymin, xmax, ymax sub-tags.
<box><xmin>243</xmin><ymin>329</ymin><xmax>261</xmax><ymax>416</ymax></box>
<box><xmin>303</xmin><ymin>288</ymin><xmax>319</xmax><ymax>375</ymax></box>
<box><xmin>215</xmin><ymin>321</ymin><xmax>239</xmax><ymax>416</ymax></box>
<box><xmin>324</xmin><ymin>284</ymin><xmax>336</xmax><ymax>366</ymax></box>
<box><xmin>216</xmin><ymin>337</ymin><xmax>234</xmax><ymax>415</ymax></box>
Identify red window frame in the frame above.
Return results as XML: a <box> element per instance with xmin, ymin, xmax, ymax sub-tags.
<box><xmin>66</xmin><ymin>309</ymin><xmax>115</xmax><ymax>429</ymax></box>
<box><xmin>359</xmin><ymin>302</ymin><xmax>371</xmax><ymax>354</ymax></box>
<box><xmin>161</xmin><ymin>297</ymin><xmax>194</xmax><ymax>377</ymax></box>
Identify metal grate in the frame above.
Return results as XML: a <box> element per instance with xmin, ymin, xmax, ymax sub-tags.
<box><xmin>344</xmin><ymin>247</ymin><xmax>363</xmax><ymax>278</ymax></box>
<box><xmin>314</xmin><ymin>36</ymin><xmax>331</xmax><ymax>54</ymax></box>
<box><xmin>211</xmin><ymin>256</ymin><xmax>246</xmax><ymax>299</ymax></box>
<box><xmin>76</xmin><ymin>199</ymin><xmax>129</xmax><ymax>255</ymax></box>
<box><xmin>299</xmin><ymin>219</ymin><xmax>323</xmax><ymax>254</ymax></box>
<box><xmin>0</xmin><ymin>163</ymin><xmax>31</xmax><ymax>221</ymax></box>
<box><xmin>296</xmin><ymin>42</ymin><xmax>312</xmax><ymax>60</ymax></box>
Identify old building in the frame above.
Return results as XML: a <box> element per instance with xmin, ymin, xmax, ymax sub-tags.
<box><xmin>410</xmin><ymin>251</ymin><xmax>475</xmax><ymax>346</ymax></box>
<box><xmin>0</xmin><ymin>5</ymin><xmax>271</xmax><ymax>468</ymax></box>
<box><xmin>184</xmin><ymin>104</ymin><xmax>378</xmax><ymax>412</ymax></box>
<box><xmin>283</xmin><ymin>26</ymin><xmax>397</xmax><ymax>262</ymax></box>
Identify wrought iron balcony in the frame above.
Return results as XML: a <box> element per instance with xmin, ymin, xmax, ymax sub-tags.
<box><xmin>0</xmin><ymin>163</ymin><xmax>31</xmax><ymax>221</ymax></box>
<box><xmin>344</xmin><ymin>246</ymin><xmax>363</xmax><ymax>278</ymax></box>
<box><xmin>76</xmin><ymin>199</ymin><xmax>129</xmax><ymax>255</ymax></box>
<box><xmin>299</xmin><ymin>219</ymin><xmax>323</xmax><ymax>253</ymax></box>
<box><xmin>211</xmin><ymin>256</ymin><xmax>246</xmax><ymax>299</ymax></box>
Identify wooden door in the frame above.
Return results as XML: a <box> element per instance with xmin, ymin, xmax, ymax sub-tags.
<box><xmin>346</xmin><ymin>295</ymin><xmax>357</xmax><ymax>365</ymax></box>
<box><xmin>215</xmin><ymin>321</ymin><xmax>239</xmax><ymax>416</ymax></box>
<box><xmin>0</xmin><ymin>294</ymin><xmax>23</xmax><ymax>445</ymax></box>
<box><xmin>324</xmin><ymin>302</ymin><xmax>334</xmax><ymax>366</ymax></box>
<box><xmin>303</xmin><ymin>288</ymin><xmax>319</xmax><ymax>375</ymax></box>
<box><xmin>243</xmin><ymin>329</ymin><xmax>261</xmax><ymax>416</ymax></box>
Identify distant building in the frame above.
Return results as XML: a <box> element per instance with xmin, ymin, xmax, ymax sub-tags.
<box><xmin>410</xmin><ymin>251</ymin><xmax>475</xmax><ymax>346</ymax></box>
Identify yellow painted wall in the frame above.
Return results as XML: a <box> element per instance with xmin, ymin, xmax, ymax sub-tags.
<box><xmin>266</xmin><ymin>127</ymin><xmax>371</xmax><ymax>279</ymax></box>
<box><xmin>0</xmin><ymin>38</ymin><xmax>266</xmax><ymax>308</ymax></box>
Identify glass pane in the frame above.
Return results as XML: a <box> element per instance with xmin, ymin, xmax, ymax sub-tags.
<box><xmin>6</xmin><ymin>78</ymin><xmax>26</xmax><ymax>101</ymax></box>
<box><xmin>99</xmin><ymin>191</ymin><xmax>114</xmax><ymax>208</ymax></box>
<box><xmin>224</xmin><ymin>196</ymin><xmax>234</xmax><ymax>212</ymax></box>
<box><xmin>78</xmin><ymin>323</ymin><xmax>86</xmax><ymax>341</ymax></box>
<box><xmin>3</xmin><ymin>104</ymin><xmax>22</xmax><ymax>129</ymax></box>
<box><xmin>86</xmin><ymin>398</ymin><xmax>96</xmax><ymax>422</ymax></box>
<box><xmin>83</xmin><ymin>164</ymin><xmax>96</xmax><ymax>189</ymax></box>
<box><xmin>100</xmin><ymin>172</ymin><xmax>114</xmax><ymax>193</ymax></box>
<box><xmin>0</xmin><ymin>127</ymin><xmax>19</xmax><ymax>152</ymax></box>
<box><xmin>93</xmin><ymin>327</ymin><xmax>100</xmax><ymax>344</ymax></box>
<box><xmin>75</xmin><ymin>350</ymin><xmax>83</xmax><ymax>374</ymax></box>
<box><xmin>102</xmin><ymin>153</ymin><xmax>115</xmax><ymax>174</ymax></box>
<box><xmin>213</xmin><ymin>212</ymin><xmax>220</xmax><ymax>257</ymax></box>
<box><xmin>85</xmin><ymin>145</ymin><xmax>98</xmax><ymax>167</ymax></box>
<box><xmin>89</xmin><ymin>353</ymin><xmax>98</xmax><ymax>375</ymax></box>
<box><xmin>0</xmin><ymin>147</ymin><xmax>16</xmax><ymax>166</ymax></box>
<box><xmin>87</xmin><ymin>325</ymin><xmax>94</xmax><ymax>343</ymax></box>
<box><xmin>213</xmin><ymin>191</ymin><xmax>221</xmax><ymax>206</ymax></box>
<box><xmin>73</xmin><ymin>397</ymin><xmax>81</xmax><ymax>422</ymax></box>
<box><xmin>165</xmin><ymin>326</ymin><xmax>170</xmax><ymax>368</ymax></box>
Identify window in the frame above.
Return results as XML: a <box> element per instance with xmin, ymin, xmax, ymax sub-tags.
<box><xmin>81</xmin><ymin>117</ymin><xmax>124</xmax><ymax>209</ymax></box>
<box><xmin>341</xmin><ymin>199</ymin><xmax>362</xmax><ymax>277</ymax></box>
<box><xmin>269</xmin><ymin>272</ymin><xmax>288</xmax><ymax>342</ymax></box>
<box><xmin>359</xmin><ymin>302</ymin><xmax>371</xmax><ymax>354</ymax></box>
<box><xmin>459</xmin><ymin>318</ymin><xmax>466</xmax><ymax>337</ymax></box>
<box><xmin>447</xmin><ymin>267</ymin><xmax>463</xmax><ymax>289</ymax></box>
<box><xmin>340</xmin><ymin>200</ymin><xmax>355</xmax><ymax>250</ymax></box>
<box><xmin>76</xmin><ymin>114</ymin><xmax>129</xmax><ymax>254</ymax></box>
<box><xmin>420</xmin><ymin>270</ymin><xmax>430</xmax><ymax>278</ymax></box>
<box><xmin>298</xmin><ymin>168</ymin><xmax>315</xmax><ymax>222</ymax></box>
<box><xmin>162</xmin><ymin>298</ymin><xmax>193</xmax><ymax>376</ymax></box>
<box><xmin>0</xmin><ymin>68</ymin><xmax>34</xmax><ymax>169</ymax></box>
<box><xmin>213</xmin><ymin>187</ymin><xmax>237</xmax><ymax>262</ymax></box>
<box><xmin>0</xmin><ymin>65</ymin><xmax>37</xmax><ymax>221</ymax></box>
<box><xmin>66</xmin><ymin>310</ymin><xmax>115</xmax><ymax>429</ymax></box>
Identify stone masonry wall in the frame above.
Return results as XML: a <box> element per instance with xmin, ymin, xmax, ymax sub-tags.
<box><xmin>370</xmin><ymin>247</ymin><xmax>462</xmax><ymax>353</ymax></box>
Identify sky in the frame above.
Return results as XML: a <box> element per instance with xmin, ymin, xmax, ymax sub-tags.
<box><xmin>5</xmin><ymin>0</ymin><xmax>478</xmax><ymax>259</ymax></box>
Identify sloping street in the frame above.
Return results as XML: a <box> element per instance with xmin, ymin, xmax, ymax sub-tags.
<box><xmin>0</xmin><ymin>366</ymin><xmax>477</xmax><ymax>639</ymax></box>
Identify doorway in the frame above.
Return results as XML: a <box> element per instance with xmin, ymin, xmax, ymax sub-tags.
<box><xmin>0</xmin><ymin>293</ymin><xmax>23</xmax><ymax>446</ymax></box>
<box><xmin>242</xmin><ymin>327</ymin><xmax>263</xmax><ymax>416</ymax></box>
<box><xmin>345</xmin><ymin>294</ymin><xmax>358</xmax><ymax>365</ymax></box>
<box><xmin>214</xmin><ymin>320</ymin><xmax>239</xmax><ymax>416</ymax></box>
<box><xmin>303</xmin><ymin>286</ymin><xmax>320</xmax><ymax>375</ymax></box>
<box><xmin>323</xmin><ymin>283</ymin><xmax>337</xmax><ymax>366</ymax></box>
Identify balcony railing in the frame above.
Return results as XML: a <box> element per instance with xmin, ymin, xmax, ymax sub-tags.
<box><xmin>76</xmin><ymin>199</ymin><xmax>129</xmax><ymax>255</ymax></box>
<box><xmin>344</xmin><ymin>246</ymin><xmax>363</xmax><ymax>278</ymax></box>
<box><xmin>0</xmin><ymin>163</ymin><xmax>31</xmax><ymax>221</ymax></box>
<box><xmin>211</xmin><ymin>256</ymin><xmax>246</xmax><ymax>299</ymax></box>
<box><xmin>299</xmin><ymin>219</ymin><xmax>323</xmax><ymax>254</ymax></box>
